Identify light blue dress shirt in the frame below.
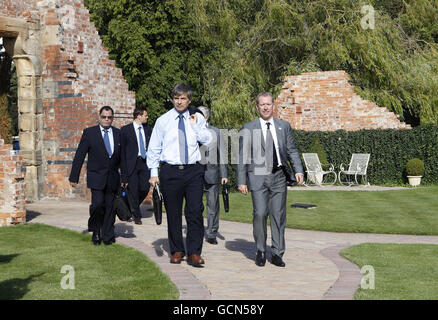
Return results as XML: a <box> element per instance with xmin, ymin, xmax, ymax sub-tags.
<box><xmin>147</xmin><ymin>108</ymin><xmax>212</xmax><ymax>177</ymax></box>
<box><xmin>99</xmin><ymin>125</ymin><xmax>114</xmax><ymax>157</ymax></box>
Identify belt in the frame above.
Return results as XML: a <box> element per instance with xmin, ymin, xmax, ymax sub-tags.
<box><xmin>272</xmin><ymin>165</ymin><xmax>284</xmax><ymax>174</ymax></box>
<box><xmin>160</xmin><ymin>162</ymin><xmax>199</xmax><ymax>170</ymax></box>
<box><xmin>137</xmin><ymin>156</ymin><xmax>146</xmax><ymax>162</ymax></box>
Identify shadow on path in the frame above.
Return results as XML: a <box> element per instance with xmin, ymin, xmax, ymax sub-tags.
<box><xmin>26</xmin><ymin>210</ymin><xmax>41</xmax><ymax>222</ymax></box>
<box><xmin>225</xmin><ymin>239</ymin><xmax>260</xmax><ymax>262</ymax></box>
<box><xmin>152</xmin><ymin>238</ymin><xmax>171</xmax><ymax>258</ymax></box>
<box><xmin>115</xmin><ymin>223</ymin><xmax>136</xmax><ymax>239</ymax></box>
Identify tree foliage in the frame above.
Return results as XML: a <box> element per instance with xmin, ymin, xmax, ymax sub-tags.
<box><xmin>85</xmin><ymin>0</ymin><xmax>438</xmax><ymax>128</ymax></box>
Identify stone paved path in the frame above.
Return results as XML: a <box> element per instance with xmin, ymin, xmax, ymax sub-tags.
<box><xmin>26</xmin><ymin>198</ymin><xmax>438</xmax><ymax>300</ymax></box>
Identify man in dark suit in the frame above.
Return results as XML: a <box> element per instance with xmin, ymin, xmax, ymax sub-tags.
<box><xmin>237</xmin><ymin>92</ymin><xmax>304</xmax><ymax>267</ymax></box>
<box><xmin>197</xmin><ymin>106</ymin><xmax>228</xmax><ymax>245</ymax></box>
<box><xmin>120</xmin><ymin>107</ymin><xmax>152</xmax><ymax>225</ymax></box>
<box><xmin>69</xmin><ymin>106</ymin><xmax>121</xmax><ymax>245</ymax></box>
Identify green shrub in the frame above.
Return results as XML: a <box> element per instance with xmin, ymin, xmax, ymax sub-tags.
<box><xmin>406</xmin><ymin>158</ymin><xmax>425</xmax><ymax>176</ymax></box>
<box><xmin>309</xmin><ymin>135</ymin><xmax>328</xmax><ymax>166</ymax></box>
<box><xmin>291</xmin><ymin>125</ymin><xmax>438</xmax><ymax>185</ymax></box>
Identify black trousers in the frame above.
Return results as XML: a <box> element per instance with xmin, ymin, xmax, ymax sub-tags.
<box><xmin>128</xmin><ymin>157</ymin><xmax>150</xmax><ymax>219</ymax></box>
<box><xmin>89</xmin><ymin>185</ymin><xmax>116</xmax><ymax>242</ymax></box>
<box><xmin>160</xmin><ymin>163</ymin><xmax>204</xmax><ymax>256</ymax></box>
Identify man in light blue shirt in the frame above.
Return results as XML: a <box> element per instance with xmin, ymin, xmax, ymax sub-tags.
<box><xmin>148</xmin><ymin>83</ymin><xmax>212</xmax><ymax>267</ymax></box>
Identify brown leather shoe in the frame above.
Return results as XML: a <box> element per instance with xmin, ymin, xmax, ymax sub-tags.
<box><xmin>187</xmin><ymin>254</ymin><xmax>205</xmax><ymax>267</ymax></box>
<box><xmin>134</xmin><ymin>218</ymin><xmax>142</xmax><ymax>225</ymax></box>
<box><xmin>170</xmin><ymin>252</ymin><xmax>184</xmax><ymax>264</ymax></box>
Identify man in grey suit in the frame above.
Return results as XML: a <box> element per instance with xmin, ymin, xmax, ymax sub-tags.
<box><xmin>237</xmin><ymin>92</ymin><xmax>304</xmax><ymax>267</ymax></box>
<box><xmin>198</xmin><ymin>106</ymin><xmax>228</xmax><ymax>245</ymax></box>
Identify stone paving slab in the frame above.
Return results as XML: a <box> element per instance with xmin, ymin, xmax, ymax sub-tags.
<box><xmin>26</xmin><ymin>200</ymin><xmax>438</xmax><ymax>300</ymax></box>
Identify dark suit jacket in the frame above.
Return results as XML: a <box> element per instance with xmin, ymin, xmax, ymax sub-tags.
<box><xmin>202</xmin><ymin>125</ymin><xmax>228</xmax><ymax>185</ymax></box>
<box><xmin>236</xmin><ymin>118</ymin><xmax>304</xmax><ymax>191</ymax></box>
<box><xmin>69</xmin><ymin>125</ymin><xmax>121</xmax><ymax>191</ymax></box>
<box><xmin>120</xmin><ymin>122</ymin><xmax>152</xmax><ymax>183</ymax></box>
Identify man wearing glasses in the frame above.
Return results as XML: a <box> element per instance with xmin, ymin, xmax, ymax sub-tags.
<box><xmin>69</xmin><ymin>106</ymin><xmax>122</xmax><ymax>246</ymax></box>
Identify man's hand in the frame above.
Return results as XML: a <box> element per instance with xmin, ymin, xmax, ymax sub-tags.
<box><xmin>70</xmin><ymin>182</ymin><xmax>77</xmax><ymax>188</ymax></box>
<box><xmin>189</xmin><ymin>113</ymin><xmax>197</xmax><ymax>126</ymax></box>
<box><xmin>221</xmin><ymin>178</ymin><xmax>228</xmax><ymax>185</ymax></box>
<box><xmin>238</xmin><ymin>184</ymin><xmax>248</xmax><ymax>195</ymax></box>
<box><xmin>295</xmin><ymin>173</ymin><xmax>304</xmax><ymax>185</ymax></box>
<box><xmin>149</xmin><ymin>176</ymin><xmax>160</xmax><ymax>187</ymax></box>
<box><xmin>121</xmin><ymin>182</ymin><xmax>128</xmax><ymax>188</ymax></box>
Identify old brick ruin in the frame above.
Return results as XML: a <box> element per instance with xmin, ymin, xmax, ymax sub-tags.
<box><xmin>0</xmin><ymin>2</ymin><xmax>411</xmax><ymax>226</ymax></box>
<box><xmin>274</xmin><ymin>71</ymin><xmax>411</xmax><ymax>131</ymax></box>
<box><xmin>0</xmin><ymin>0</ymin><xmax>135</xmax><ymax>226</ymax></box>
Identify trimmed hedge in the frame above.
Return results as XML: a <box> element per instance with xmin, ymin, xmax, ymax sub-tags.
<box><xmin>292</xmin><ymin>125</ymin><xmax>438</xmax><ymax>185</ymax></box>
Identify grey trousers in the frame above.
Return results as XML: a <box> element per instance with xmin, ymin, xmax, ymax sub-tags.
<box><xmin>204</xmin><ymin>183</ymin><xmax>220</xmax><ymax>240</ymax></box>
<box><xmin>251</xmin><ymin>170</ymin><xmax>287</xmax><ymax>257</ymax></box>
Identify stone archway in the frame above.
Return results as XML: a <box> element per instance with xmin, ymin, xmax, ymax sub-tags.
<box><xmin>1</xmin><ymin>15</ymin><xmax>43</xmax><ymax>201</ymax></box>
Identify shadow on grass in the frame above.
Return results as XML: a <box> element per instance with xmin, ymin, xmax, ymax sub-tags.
<box><xmin>0</xmin><ymin>254</ymin><xmax>20</xmax><ymax>264</ymax></box>
<box><xmin>0</xmin><ymin>273</ymin><xmax>44</xmax><ymax>300</ymax></box>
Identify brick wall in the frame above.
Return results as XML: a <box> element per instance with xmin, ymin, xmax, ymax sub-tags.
<box><xmin>2</xmin><ymin>0</ymin><xmax>136</xmax><ymax>201</ymax></box>
<box><xmin>274</xmin><ymin>71</ymin><xmax>411</xmax><ymax>131</ymax></box>
<box><xmin>0</xmin><ymin>138</ymin><xmax>26</xmax><ymax>226</ymax></box>
<box><xmin>39</xmin><ymin>0</ymin><xmax>135</xmax><ymax>200</ymax></box>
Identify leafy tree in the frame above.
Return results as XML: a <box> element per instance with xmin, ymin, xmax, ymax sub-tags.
<box><xmin>85</xmin><ymin>0</ymin><xmax>210</xmax><ymax>123</ymax></box>
<box><xmin>85</xmin><ymin>0</ymin><xmax>438</xmax><ymax>128</ymax></box>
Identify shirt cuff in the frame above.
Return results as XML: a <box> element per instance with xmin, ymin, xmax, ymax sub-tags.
<box><xmin>151</xmin><ymin>168</ymin><xmax>159</xmax><ymax>177</ymax></box>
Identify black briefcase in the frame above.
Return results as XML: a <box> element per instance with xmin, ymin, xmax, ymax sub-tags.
<box><xmin>113</xmin><ymin>186</ymin><xmax>134</xmax><ymax>221</ymax></box>
<box><xmin>152</xmin><ymin>183</ymin><xmax>163</xmax><ymax>225</ymax></box>
<box><xmin>222</xmin><ymin>184</ymin><xmax>229</xmax><ymax>213</ymax></box>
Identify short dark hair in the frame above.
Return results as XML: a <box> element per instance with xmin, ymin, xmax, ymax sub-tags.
<box><xmin>133</xmin><ymin>107</ymin><xmax>147</xmax><ymax>119</ymax></box>
<box><xmin>172</xmin><ymin>83</ymin><xmax>193</xmax><ymax>100</ymax></box>
<box><xmin>99</xmin><ymin>105</ymin><xmax>114</xmax><ymax>115</ymax></box>
<box><xmin>256</xmin><ymin>92</ymin><xmax>273</xmax><ymax>105</ymax></box>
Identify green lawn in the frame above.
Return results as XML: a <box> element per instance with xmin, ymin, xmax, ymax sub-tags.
<box><xmin>217</xmin><ymin>186</ymin><xmax>438</xmax><ymax>235</ymax></box>
<box><xmin>0</xmin><ymin>223</ymin><xmax>179</xmax><ymax>300</ymax></box>
<box><xmin>341</xmin><ymin>243</ymin><xmax>438</xmax><ymax>300</ymax></box>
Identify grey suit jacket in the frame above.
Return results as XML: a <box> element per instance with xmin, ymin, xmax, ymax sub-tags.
<box><xmin>236</xmin><ymin>118</ymin><xmax>304</xmax><ymax>191</ymax></box>
<box><xmin>202</xmin><ymin>125</ymin><xmax>228</xmax><ymax>184</ymax></box>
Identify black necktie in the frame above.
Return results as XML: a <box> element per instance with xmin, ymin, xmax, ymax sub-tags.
<box><xmin>266</xmin><ymin>122</ymin><xmax>278</xmax><ymax>171</ymax></box>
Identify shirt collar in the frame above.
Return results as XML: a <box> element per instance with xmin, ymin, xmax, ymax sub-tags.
<box><xmin>99</xmin><ymin>124</ymin><xmax>112</xmax><ymax>132</ymax></box>
<box><xmin>133</xmin><ymin>121</ymin><xmax>142</xmax><ymax>130</ymax></box>
<box><xmin>173</xmin><ymin>108</ymin><xmax>189</xmax><ymax>120</ymax></box>
<box><xmin>259</xmin><ymin>117</ymin><xmax>274</xmax><ymax>127</ymax></box>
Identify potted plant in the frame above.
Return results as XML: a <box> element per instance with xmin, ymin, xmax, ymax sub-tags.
<box><xmin>406</xmin><ymin>158</ymin><xmax>425</xmax><ymax>186</ymax></box>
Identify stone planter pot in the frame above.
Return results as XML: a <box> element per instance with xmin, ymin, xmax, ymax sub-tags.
<box><xmin>407</xmin><ymin>175</ymin><xmax>422</xmax><ymax>187</ymax></box>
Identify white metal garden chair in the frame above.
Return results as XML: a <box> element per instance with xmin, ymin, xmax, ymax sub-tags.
<box><xmin>338</xmin><ymin>153</ymin><xmax>370</xmax><ymax>186</ymax></box>
<box><xmin>302</xmin><ymin>153</ymin><xmax>337</xmax><ymax>186</ymax></box>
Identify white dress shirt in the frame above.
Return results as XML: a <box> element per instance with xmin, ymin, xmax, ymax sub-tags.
<box><xmin>147</xmin><ymin>108</ymin><xmax>212</xmax><ymax>177</ymax></box>
<box><xmin>133</xmin><ymin>121</ymin><xmax>147</xmax><ymax>157</ymax></box>
<box><xmin>99</xmin><ymin>125</ymin><xmax>114</xmax><ymax>157</ymax></box>
<box><xmin>259</xmin><ymin>117</ymin><xmax>282</xmax><ymax>166</ymax></box>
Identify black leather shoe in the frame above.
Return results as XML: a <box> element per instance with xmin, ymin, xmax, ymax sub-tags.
<box><xmin>92</xmin><ymin>232</ymin><xmax>101</xmax><ymax>245</ymax></box>
<box><xmin>206</xmin><ymin>238</ymin><xmax>218</xmax><ymax>245</ymax></box>
<box><xmin>255</xmin><ymin>251</ymin><xmax>266</xmax><ymax>267</ymax></box>
<box><xmin>271</xmin><ymin>254</ymin><xmax>286</xmax><ymax>267</ymax></box>
<box><xmin>134</xmin><ymin>218</ymin><xmax>142</xmax><ymax>225</ymax></box>
<box><xmin>103</xmin><ymin>240</ymin><xmax>113</xmax><ymax>245</ymax></box>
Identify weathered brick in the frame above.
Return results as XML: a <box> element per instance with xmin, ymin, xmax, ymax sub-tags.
<box><xmin>275</xmin><ymin>71</ymin><xmax>411</xmax><ymax>131</ymax></box>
